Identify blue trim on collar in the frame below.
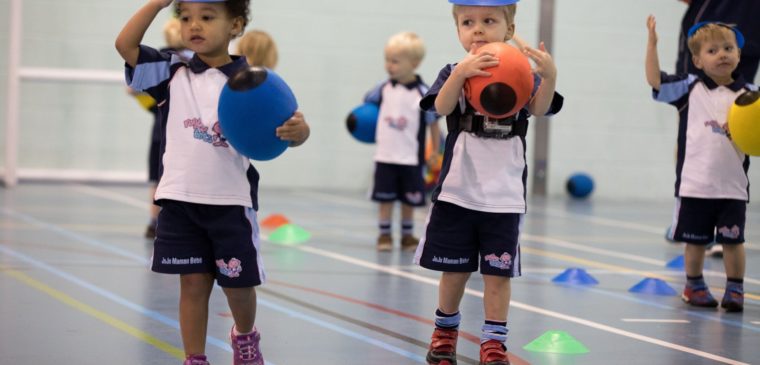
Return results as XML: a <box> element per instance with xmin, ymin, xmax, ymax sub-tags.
<box><xmin>188</xmin><ymin>54</ymin><xmax>248</xmax><ymax>77</ymax></box>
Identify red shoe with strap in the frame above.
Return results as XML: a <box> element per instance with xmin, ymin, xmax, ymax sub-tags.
<box><xmin>426</xmin><ymin>327</ymin><xmax>458</xmax><ymax>365</ymax></box>
<box><xmin>479</xmin><ymin>340</ymin><xmax>510</xmax><ymax>365</ymax></box>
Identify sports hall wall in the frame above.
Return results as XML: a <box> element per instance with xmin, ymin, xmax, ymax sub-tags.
<box><xmin>1</xmin><ymin>0</ymin><xmax>757</xmax><ymax>201</ymax></box>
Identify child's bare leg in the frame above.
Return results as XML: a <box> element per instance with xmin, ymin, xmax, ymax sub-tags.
<box><xmin>180</xmin><ymin>273</ymin><xmax>215</xmax><ymax>357</ymax></box>
<box><xmin>401</xmin><ymin>203</ymin><xmax>414</xmax><ymax>222</ymax></box>
<box><xmin>379</xmin><ymin>202</ymin><xmax>393</xmax><ymax>224</ymax></box>
<box><xmin>722</xmin><ymin>244</ymin><xmax>746</xmax><ymax>279</ymax></box>
<box><xmin>684</xmin><ymin>243</ymin><xmax>706</xmax><ymax>277</ymax></box>
<box><xmin>483</xmin><ymin>275</ymin><xmax>511</xmax><ymax>321</ymax></box>
<box><xmin>223</xmin><ymin>286</ymin><xmax>257</xmax><ymax>333</ymax></box>
<box><xmin>439</xmin><ymin>272</ymin><xmax>470</xmax><ymax>313</ymax></box>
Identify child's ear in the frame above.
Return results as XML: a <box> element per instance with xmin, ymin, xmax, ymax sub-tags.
<box><xmin>505</xmin><ymin>24</ymin><xmax>515</xmax><ymax>42</ymax></box>
<box><xmin>231</xmin><ymin>17</ymin><xmax>244</xmax><ymax>38</ymax></box>
<box><xmin>692</xmin><ymin>54</ymin><xmax>704</xmax><ymax>70</ymax></box>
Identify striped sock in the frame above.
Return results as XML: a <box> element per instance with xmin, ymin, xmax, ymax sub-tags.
<box><xmin>686</xmin><ymin>275</ymin><xmax>706</xmax><ymax>289</ymax></box>
<box><xmin>435</xmin><ymin>309</ymin><xmax>461</xmax><ymax>329</ymax></box>
<box><xmin>401</xmin><ymin>220</ymin><xmax>414</xmax><ymax>236</ymax></box>
<box><xmin>379</xmin><ymin>220</ymin><xmax>391</xmax><ymax>235</ymax></box>
<box><xmin>481</xmin><ymin>320</ymin><xmax>508</xmax><ymax>344</ymax></box>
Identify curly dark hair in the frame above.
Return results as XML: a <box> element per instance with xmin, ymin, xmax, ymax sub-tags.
<box><xmin>175</xmin><ymin>0</ymin><xmax>250</xmax><ymax>31</ymax></box>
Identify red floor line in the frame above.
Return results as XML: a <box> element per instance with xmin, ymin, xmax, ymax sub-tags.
<box><xmin>267</xmin><ymin>278</ymin><xmax>480</xmax><ymax>344</ymax></box>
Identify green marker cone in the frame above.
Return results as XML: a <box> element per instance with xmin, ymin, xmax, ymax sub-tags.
<box><xmin>523</xmin><ymin>330</ymin><xmax>589</xmax><ymax>354</ymax></box>
<box><xmin>268</xmin><ymin>224</ymin><xmax>311</xmax><ymax>245</ymax></box>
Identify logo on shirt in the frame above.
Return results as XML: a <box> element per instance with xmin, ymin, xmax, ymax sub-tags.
<box><xmin>384</xmin><ymin>116</ymin><xmax>409</xmax><ymax>131</ymax></box>
<box><xmin>216</xmin><ymin>258</ymin><xmax>243</xmax><ymax>278</ymax></box>
<box><xmin>184</xmin><ymin>118</ymin><xmax>229</xmax><ymax>147</ymax></box>
<box><xmin>484</xmin><ymin>252</ymin><xmax>512</xmax><ymax>270</ymax></box>
<box><xmin>704</xmin><ymin>120</ymin><xmax>728</xmax><ymax>136</ymax></box>
<box><xmin>718</xmin><ymin>225</ymin><xmax>741</xmax><ymax>239</ymax></box>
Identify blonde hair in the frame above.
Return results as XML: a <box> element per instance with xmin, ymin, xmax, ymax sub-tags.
<box><xmin>163</xmin><ymin>18</ymin><xmax>184</xmax><ymax>49</ymax></box>
<box><xmin>236</xmin><ymin>30</ymin><xmax>279</xmax><ymax>69</ymax></box>
<box><xmin>452</xmin><ymin>4</ymin><xmax>517</xmax><ymax>27</ymax></box>
<box><xmin>687</xmin><ymin>23</ymin><xmax>739</xmax><ymax>55</ymax></box>
<box><xmin>386</xmin><ymin>31</ymin><xmax>426</xmax><ymax>63</ymax></box>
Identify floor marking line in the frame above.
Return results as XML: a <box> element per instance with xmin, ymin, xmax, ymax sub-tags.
<box><xmin>521</xmin><ymin>246</ymin><xmax>760</xmax><ymax>301</ymax></box>
<box><xmin>0</xmin><ymin>245</ymin><xmax>233</xmax><ymax>352</ymax></box>
<box><xmin>296</xmin><ymin>245</ymin><xmax>750</xmax><ymax>365</ymax></box>
<box><xmin>267</xmin><ymin>279</ymin><xmax>482</xmax><ymax>345</ymax></box>
<box><xmin>0</xmin><ymin>212</ymin><xmax>417</xmax><ymax>364</ymax></box>
<box><xmin>259</xmin><ymin>288</ymin><xmax>440</xmax><ymax>364</ymax></box>
<box><xmin>621</xmin><ymin>319</ymin><xmax>691</xmax><ymax>323</ymax></box>
<box><xmin>0</xmin><ymin>267</ymin><xmax>185</xmax><ymax>360</ymax></box>
<box><xmin>522</xmin><ymin>234</ymin><xmax>760</xmax><ymax>286</ymax></box>
<box><xmin>541</xmin><ymin>208</ymin><xmax>760</xmax><ymax>251</ymax></box>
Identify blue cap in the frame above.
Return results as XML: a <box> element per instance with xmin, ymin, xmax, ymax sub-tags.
<box><xmin>687</xmin><ymin>21</ymin><xmax>745</xmax><ymax>49</ymax></box>
<box><xmin>448</xmin><ymin>0</ymin><xmax>519</xmax><ymax>5</ymax></box>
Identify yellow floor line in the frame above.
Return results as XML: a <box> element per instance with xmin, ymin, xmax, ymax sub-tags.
<box><xmin>1</xmin><ymin>268</ymin><xmax>185</xmax><ymax>360</ymax></box>
<box><xmin>523</xmin><ymin>247</ymin><xmax>760</xmax><ymax>301</ymax></box>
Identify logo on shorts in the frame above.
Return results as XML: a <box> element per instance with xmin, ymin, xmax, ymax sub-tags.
<box><xmin>484</xmin><ymin>252</ymin><xmax>512</xmax><ymax>270</ymax></box>
<box><xmin>216</xmin><ymin>258</ymin><xmax>243</xmax><ymax>278</ymax></box>
<box><xmin>405</xmin><ymin>192</ymin><xmax>423</xmax><ymax>204</ymax></box>
<box><xmin>718</xmin><ymin>225</ymin><xmax>740</xmax><ymax>239</ymax></box>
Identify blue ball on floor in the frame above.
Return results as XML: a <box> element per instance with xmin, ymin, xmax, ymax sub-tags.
<box><xmin>218</xmin><ymin>67</ymin><xmax>297</xmax><ymax>161</ymax></box>
<box><xmin>346</xmin><ymin>103</ymin><xmax>379</xmax><ymax>143</ymax></box>
<box><xmin>566</xmin><ymin>173</ymin><xmax>594</xmax><ymax>198</ymax></box>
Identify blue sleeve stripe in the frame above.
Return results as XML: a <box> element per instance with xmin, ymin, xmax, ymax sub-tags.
<box><xmin>363</xmin><ymin>81</ymin><xmax>385</xmax><ymax>104</ymax></box>
<box><xmin>127</xmin><ymin>60</ymin><xmax>171</xmax><ymax>91</ymax></box>
<box><xmin>655</xmin><ymin>74</ymin><xmax>696</xmax><ymax>103</ymax></box>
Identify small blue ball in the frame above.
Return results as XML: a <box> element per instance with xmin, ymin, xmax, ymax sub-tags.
<box><xmin>218</xmin><ymin>67</ymin><xmax>297</xmax><ymax>161</ymax></box>
<box><xmin>566</xmin><ymin>173</ymin><xmax>594</xmax><ymax>198</ymax></box>
<box><xmin>346</xmin><ymin>103</ymin><xmax>379</xmax><ymax>144</ymax></box>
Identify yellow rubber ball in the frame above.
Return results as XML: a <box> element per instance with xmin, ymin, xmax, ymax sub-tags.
<box><xmin>728</xmin><ymin>90</ymin><xmax>760</xmax><ymax>156</ymax></box>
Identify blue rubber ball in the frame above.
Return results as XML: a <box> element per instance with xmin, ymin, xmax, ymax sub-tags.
<box><xmin>566</xmin><ymin>173</ymin><xmax>594</xmax><ymax>198</ymax></box>
<box><xmin>218</xmin><ymin>67</ymin><xmax>297</xmax><ymax>161</ymax></box>
<box><xmin>346</xmin><ymin>103</ymin><xmax>379</xmax><ymax>144</ymax></box>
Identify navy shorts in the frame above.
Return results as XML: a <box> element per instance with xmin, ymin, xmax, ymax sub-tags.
<box><xmin>414</xmin><ymin>201</ymin><xmax>522</xmax><ymax>277</ymax></box>
<box><xmin>371</xmin><ymin>162</ymin><xmax>426</xmax><ymax>206</ymax></box>
<box><xmin>152</xmin><ymin>200</ymin><xmax>264</xmax><ymax>287</ymax></box>
<box><xmin>670</xmin><ymin>197</ymin><xmax>746</xmax><ymax>245</ymax></box>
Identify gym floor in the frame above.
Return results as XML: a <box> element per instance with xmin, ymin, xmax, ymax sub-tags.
<box><xmin>0</xmin><ymin>182</ymin><xmax>758</xmax><ymax>365</ymax></box>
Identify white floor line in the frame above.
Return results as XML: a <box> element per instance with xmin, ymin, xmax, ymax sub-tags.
<box><xmin>71</xmin><ymin>185</ymin><xmax>760</xmax><ymax>286</ymax></box>
<box><xmin>621</xmin><ymin>319</ymin><xmax>691</xmax><ymax>324</ymax></box>
<box><xmin>543</xmin><ymin>207</ymin><xmax>760</xmax><ymax>251</ymax></box>
<box><xmin>297</xmin><ymin>245</ymin><xmax>749</xmax><ymax>365</ymax></box>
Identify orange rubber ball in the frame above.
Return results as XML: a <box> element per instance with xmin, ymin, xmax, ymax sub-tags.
<box><xmin>464</xmin><ymin>42</ymin><xmax>534</xmax><ymax>119</ymax></box>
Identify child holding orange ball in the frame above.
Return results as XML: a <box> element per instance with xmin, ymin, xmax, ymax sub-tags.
<box><xmin>414</xmin><ymin>0</ymin><xmax>563</xmax><ymax>363</ymax></box>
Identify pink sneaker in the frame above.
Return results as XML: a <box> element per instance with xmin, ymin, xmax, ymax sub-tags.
<box><xmin>230</xmin><ymin>326</ymin><xmax>264</xmax><ymax>365</ymax></box>
<box><xmin>183</xmin><ymin>354</ymin><xmax>210</xmax><ymax>365</ymax></box>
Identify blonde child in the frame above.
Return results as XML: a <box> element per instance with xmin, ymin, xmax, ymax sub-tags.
<box><xmin>363</xmin><ymin>31</ymin><xmax>442</xmax><ymax>251</ymax></box>
<box><xmin>646</xmin><ymin>16</ymin><xmax>752</xmax><ymax>312</ymax></box>
<box><xmin>237</xmin><ymin>29</ymin><xmax>278</xmax><ymax>69</ymax></box>
<box><xmin>115</xmin><ymin>1</ymin><xmax>310</xmax><ymax>364</ymax></box>
<box><xmin>415</xmin><ymin>1</ymin><xmax>561</xmax><ymax>364</ymax></box>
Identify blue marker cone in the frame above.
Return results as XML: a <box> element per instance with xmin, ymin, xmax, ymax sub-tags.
<box><xmin>552</xmin><ymin>268</ymin><xmax>599</xmax><ymax>286</ymax></box>
<box><xmin>666</xmin><ymin>255</ymin><xmax>684</xmax><ymax>270</ymax></box>
<box><xmin>628</xmin><ymin>278</ymin><xmax>677</xmax><ymax>296</ymax></box>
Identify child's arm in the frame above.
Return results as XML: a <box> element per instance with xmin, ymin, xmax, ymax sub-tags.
<box><xmin>645</xmin><ymin>15</ymin><xmax>662</xmax><ymax>90</ymax></box>
<box><xmin>427</xmin><ymin>121</ymin><xmax>442</xmax><ymax>168</ymax></box>
<box><xmin>276</xmin><ymin>111</ymin><xmax>310</xmax><ymax>147</ymax></box>
<box><xmin>523</xmin><ymin>42</ymin><xmax>557</xmax><ymax>116</ymax></box>
<box><xmin>115</xmin><ymin>0</ymin><xmax>174</xmax><ymax>68</ymax></box>
<box><xmin>434</xmin><ymin>46</ymin><xmax>499</xmax><ymax>116</ymax></box>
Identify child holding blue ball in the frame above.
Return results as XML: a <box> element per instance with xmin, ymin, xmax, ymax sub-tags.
<box><xmin>115</xmin><ymin>1</ymin><xmax>309</xmax><ymax>364</ymax></box>
<box><xmin>363</xmin><ymin>31</ymin><xmax>442</xmax><ymax>252</ymax></box>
